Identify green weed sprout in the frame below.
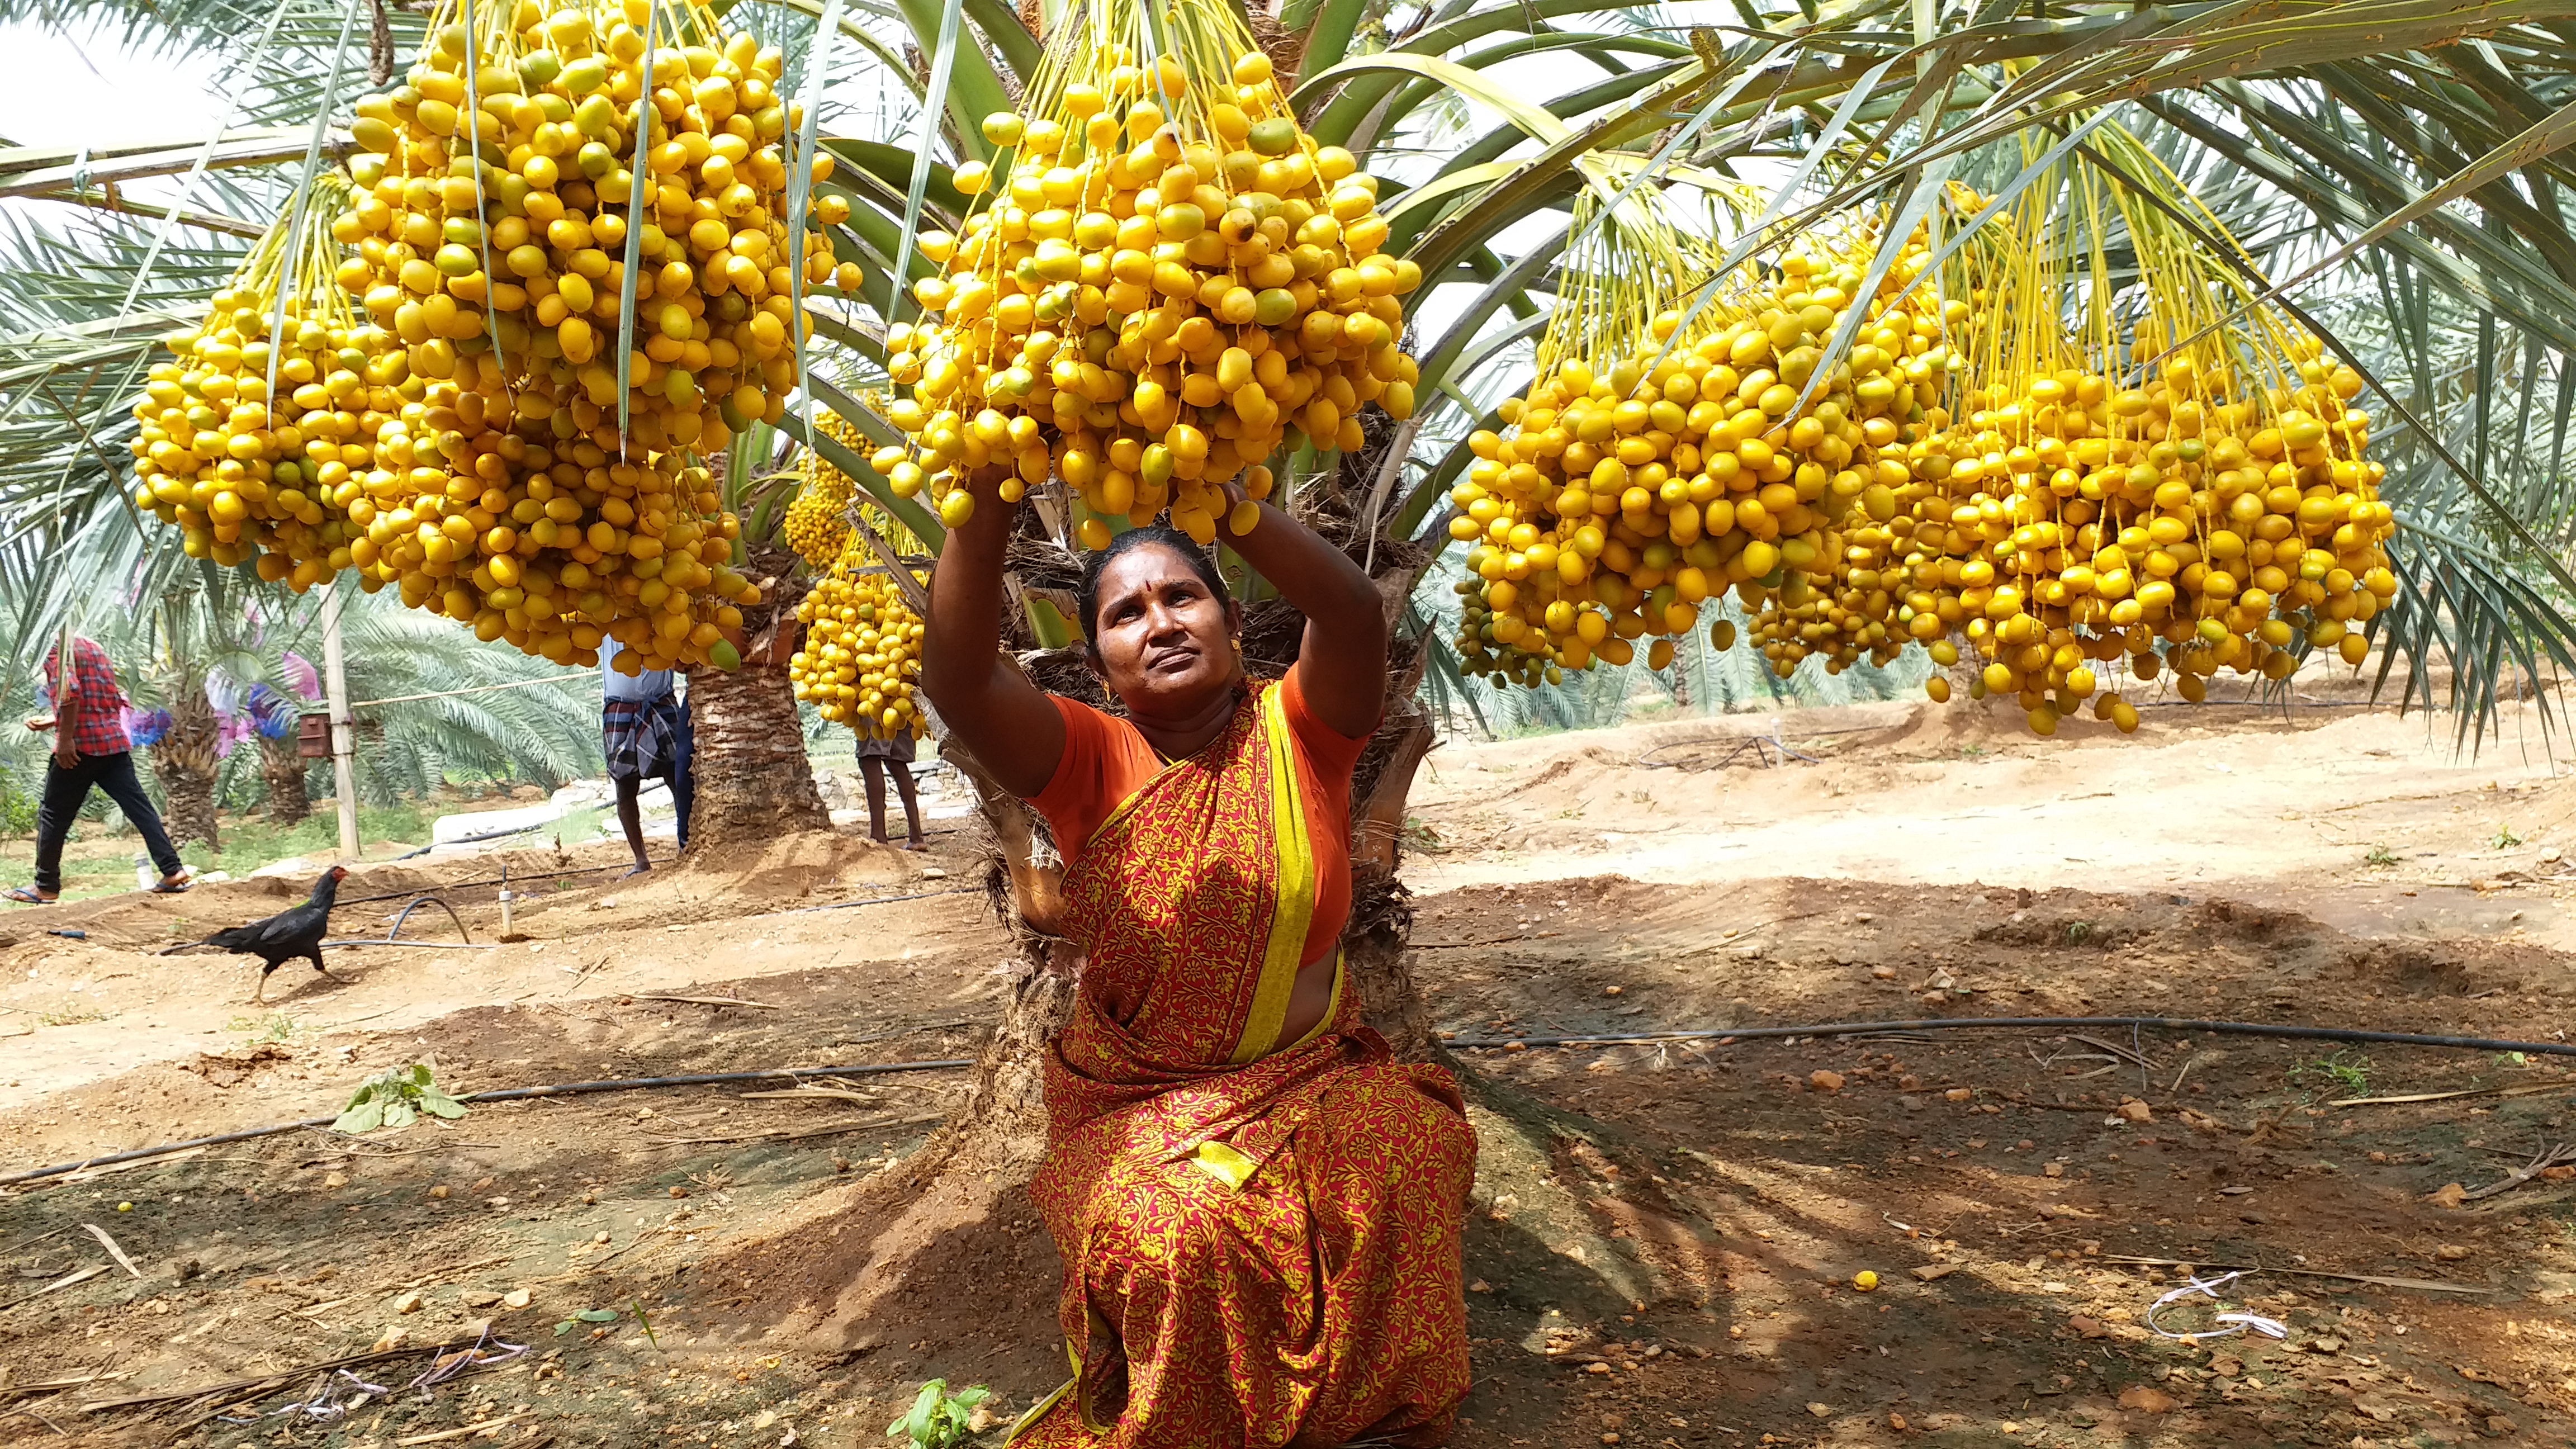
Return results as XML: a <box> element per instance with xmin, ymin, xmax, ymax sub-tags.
<box><xmin>888</xmin><ymin>1380</ymin><xmax>992</xmax><ymax>1448</ymax></box>
<box><xmin>334</xmin><ymin>1063</ymin><xmax>468</xmax><ymax>1133</ymax></box>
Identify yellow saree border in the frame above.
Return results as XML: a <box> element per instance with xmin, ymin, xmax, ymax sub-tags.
<box><xmin>1003</xmin><ymin>1373</ymin><xmax>1076</xmax><ymax>1446</ymax></box>
<box><xmin>1228</xmin><ymin>684</ymin><xmax>1315</xmax><ymax>1065</ymax></box>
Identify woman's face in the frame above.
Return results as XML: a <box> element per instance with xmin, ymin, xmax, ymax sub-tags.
<box><xmin>1088</xmin><ymin>544</ymin><xmax>1239</xmax><ymax>718</ymax></box>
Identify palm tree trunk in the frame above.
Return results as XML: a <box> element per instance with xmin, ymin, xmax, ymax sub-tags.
<box><xmin>684</xmin><ymin>659</ymin><xmax>831</xmax><ymax>847</ymax></box>
<box><xmin>155</xmin><ymin>763</ymin><xmax>219</xmax><ymax>850</ymax></box>
<box><xmin>260</xmin><ymin>733</ymin><xmax>311</xmax><ymax>825</ymax></box>
<box><xmin>915</xmin><ymin>740</ymin><xmax>1076</xmax><ymax>1179</ymax></box>
<box><xmin>684</xmin><ymin>546</ymin><xmax>829</xmax><ymax>849</ymax></box>
<box><xmin>150</xmin><ymin>684</ymin><xmax>221</xmax><ymax>850</ymax></box>
<box><xmin>1344</xmin><ymin>708</ymin><xmax>1441</xmax><ymax>1060</ymax></box>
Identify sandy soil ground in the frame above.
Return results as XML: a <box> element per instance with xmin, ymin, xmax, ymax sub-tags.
<box><xmin>1408</xmin><ymin>690</ymin><xmax>2576</xmax><ymax>954</ymax></box>
<box><xmin>4</xmin><ymin>696</ymin><xmax>2575</xmax><ymax>1448</ymax></box>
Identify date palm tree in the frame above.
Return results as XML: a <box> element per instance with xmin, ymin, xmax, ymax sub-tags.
<box><xmin>145</xmin><ymin>654</ymin><xmax>224</xmax><ymax>847</ymax></box>
<box><xmin>685</xmin><ymin>439</ymin><xmax>834</xmax><ymax>848</ymax></box>
<box><xmin>253</xmin><ymin>691</ymin><xmax>314</xmax><ymax>824</ymax></box>
<box><xmin>13</xmin><ymin>0</ymin><xmax>2576</xmax><ymax>1325</ymax></box>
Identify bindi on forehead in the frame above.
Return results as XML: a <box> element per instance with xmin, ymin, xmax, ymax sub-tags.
<box><xmin>1099</xmin><ymin>552</ymin><xmax>1203</xmax><ymax>600</ymax></box>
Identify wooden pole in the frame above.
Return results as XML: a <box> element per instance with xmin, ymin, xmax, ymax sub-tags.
<box><xmin>320</xmin><ymin>582</ymin><xmax>360</xmax><ymax>860</ymax></box>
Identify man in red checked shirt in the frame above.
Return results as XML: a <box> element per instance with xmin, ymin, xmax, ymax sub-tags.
<box><xmin>7</xmin><ymin>636</ymin><xmax>190</xmax><ymax>904</ymax></box>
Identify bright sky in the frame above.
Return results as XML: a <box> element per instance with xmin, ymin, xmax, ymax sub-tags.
<box><xmin>0</xmin><ymin>21</ymin><xmax>229</xmax><ymax>151</ymax></box>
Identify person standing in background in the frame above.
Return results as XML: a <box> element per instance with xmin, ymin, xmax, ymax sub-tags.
<box><xmin>855</xmin><ymin>730</ymin><xmax>926</xmax><ymax>851</ymax></box>
<box><xmin>7</xmin><ymin>636</ymin><xmax>191</xmax><ymax>903</ymax></box>
<box><xmin>601</xmin><ymin>633</ymin><xmax>694</xmax><ymax>877</ymax></box>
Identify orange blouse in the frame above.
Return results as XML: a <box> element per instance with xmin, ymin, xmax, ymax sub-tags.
<box><xmin>1031</xmin><ymin>669</ymin><xmax>1368</xmax><ymax>968</ymax></box>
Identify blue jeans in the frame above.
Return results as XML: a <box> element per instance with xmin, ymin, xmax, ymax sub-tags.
<box><xmin>33</xmin><ymin>751</ymin><xmax>183</xmax><ymax>894</ymax></box>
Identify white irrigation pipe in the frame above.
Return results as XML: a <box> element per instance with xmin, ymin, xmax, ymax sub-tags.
<box><xmin>349</xmin><ymin>673</ymin><xmax>603</xmax><ymax>709</ymax></box>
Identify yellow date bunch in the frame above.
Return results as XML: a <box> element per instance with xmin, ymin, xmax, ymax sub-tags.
<box><xmin>129</xmin><ymin>176</ymin><xmax>376</xmax><ymax>589</ymax></box>
<box><xmin>792</xmin><ymin>527</ymin><xmax>928</xmax><ymax>741</ymax></box>
<box><xmin>1459</xmin><ymin>157</ymin><xmax>2395</xmax><ymax>738</ymax></box>
<box><xmin>784</xmin><ymin>410</ymin><xmax>875</xmax><ymax>569</ymax></box>
<box><xmin>1453</xmin><ymin>200</ymin><xmax>1955</xmax><ymax>689</ymax></box>
<box><xmin>138</xmin><ymin>0</ymin><xmax>861</xmax><ymax>673</ymax></box>
<box><xmin>877</xmin><ymin>0</ymin><xmax>1421</xmax><ymax>544</ymax></box>
<box><xmin>1750</xmin><ymin>162</ymin><xmax>2393</xmax><ymax>736</ymax></box>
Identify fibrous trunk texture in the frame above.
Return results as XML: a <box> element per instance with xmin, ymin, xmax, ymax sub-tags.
<box><xmin>685</xmin><ymin>661</ymin><xmax>829</xmax><ymax>847</ymax></box>
<box><xmin>261</xmin><ymin>733</ymin><xmax>311</xmax><ymax>825</ymax></box>
<box><xmin>151</xmin><ymin>683</ymin><xmax>221</xmax><ymax>849</ymax></box>
<box><xmin>913</xmin><ymin>736</ymin><xmax>1074</xmax><ymax>1183</ymax></box>
<box><xmin>685</xmin><ymin>546</ymin><xmax>828</xmax><ymax>851</ymax></box>
<box><xmin>1347</xmin><ymin>710</ymin><xmax>1439</xmax><ymax>1062</ymax></box>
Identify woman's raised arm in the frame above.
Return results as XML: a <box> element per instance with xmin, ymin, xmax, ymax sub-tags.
<box><xmin>1215</xmin><ymin>495</ymin><xmax>1387</xmax><ymax>740</ymax></box>
<box><xmin>922</xmin><ymin>466</ymin><xmax>1066</xmax><ymax>799</ymax></box>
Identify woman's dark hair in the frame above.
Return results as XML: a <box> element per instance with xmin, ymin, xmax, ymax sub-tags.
<box><xmin>1074</xmin><ymin>525</ymin><xmax>1233</xmax><ymax>645</ymax></box>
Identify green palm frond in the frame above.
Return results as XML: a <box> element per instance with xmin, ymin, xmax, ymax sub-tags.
<box><xmin>8</xmin><ymin>0</ymin><xmax>2576</xmax><ymax>752</ymax></box>
<box><xmin>23</xmin><ymin>0</ymin><xmax>288</xmax><ymax>63</ymax></box>
<box><xmin>335</xmin><ymin>593</ymin><xmax>605</xmax><ymax>797</ymax></box>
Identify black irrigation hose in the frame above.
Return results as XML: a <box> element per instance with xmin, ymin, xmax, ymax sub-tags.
<box><xmin>453</xmin><ymin>1059</ymin><xmax>972</xmax><ymax>1104</ymax></box>
<box><xmin>340</xmin><ymin>860</ymin><xmax>643</xmax><ymax>905</ymax></box>
<box><xmin>392</xmin><ymin>820</ymin><xmax>554</xmax><ymax>859</ymax></box>
<box><xmin>1446</xmin><ymin>1015</ymin><xmax>2576</xmax><ymax>1059</ymax></box>
<box><xmin>341</xmin><ymin>850</ymin><xmax>977</xmax><ymax>909</ymax></box>
<box><xmin>0</xmin><ymin>1058</ymin><xmax>973</xmax><ymax>1189</ymax></box>
<box><xmin>316</xmin><ymin>939</ymin><xmax>500</xmax><ymax>950</ymax></box>
<box><xmin>754</xmin><ymin>885</ymin><xmax>986</xmax><ymax>917</ymax></box>
<box><xmin>299</xmin><ymin>887</ymin><xmax>984</xmax><ymax>954</ymax></box>
<box><xmin>40</xmin><ymin>1015</ymin><xmax>2553</xmax><ymax>1185</ymax></box>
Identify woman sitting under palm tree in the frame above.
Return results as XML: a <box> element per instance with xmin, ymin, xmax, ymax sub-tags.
<box><xmin>925</xmin><ymin>467</ymin><xmax>1475</xmax><ymax>1448</ymax></box>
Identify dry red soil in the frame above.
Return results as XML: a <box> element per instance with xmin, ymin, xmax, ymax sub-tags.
<box><xmin>5</xmin><ymin>696</ymin><xmax>2575</xmax><ymax>1448</ymax></box>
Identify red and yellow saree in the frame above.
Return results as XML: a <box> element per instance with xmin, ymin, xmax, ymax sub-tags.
<box><xmin>1011</xmin><ymin>675</ymin><xmax>1475</xmax><ymax>1448</ymax></box>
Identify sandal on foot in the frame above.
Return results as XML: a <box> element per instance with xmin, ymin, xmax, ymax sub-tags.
<box><xmin>148</xmin><ymin>876</ymin><xmax>191</xmax><ymax>895</ymax></box>
<box><xmin>4</xmin><ymin>886</ymin><xmax>57</xmax><ymax>905</ymax></box>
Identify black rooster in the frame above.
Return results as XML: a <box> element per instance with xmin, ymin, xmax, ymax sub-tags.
<box><xmin>202</xmin><ymin>865</ymin><xmax>348</xmax><ymax>1003</ymax></box>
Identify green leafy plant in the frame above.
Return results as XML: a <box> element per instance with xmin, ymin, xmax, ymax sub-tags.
<box><xmin>2494</xmin><ymin>826</ymin><xmax>2525</xmax><ymax>849</ymax></box>
<box><xmin>225</xmin><ymin>1011</ymin><xmax>302</xmax><ymax>1043</ymax></box>
<box><xmin>2289</xmin><ymin>1050</ymin><xmax>2373</xmax><ymax>1098</ymax></box>
<box><xmin>887</xmin><ymin>1380</ymin><xmax>991</xmax><ymax>1449</ymax></box>
<box><xmin>553</xmin><ymin>1306</ymin><xmax>621</xmax><ymax>1338</ymax></box>
<box><xmin>2364</xmin><ymin>844</ymin><xmax>2400</xmax><ymax>867</ymax></box>
<box><xmin>0</xmin><ymin>774</ymin><xmax>37</xmax><ymax>840</ymax></box>
<box><xmin>333</xmin><ymin>1063</ymin><xmax>468</xmax><ymax>1133</ymax></box>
